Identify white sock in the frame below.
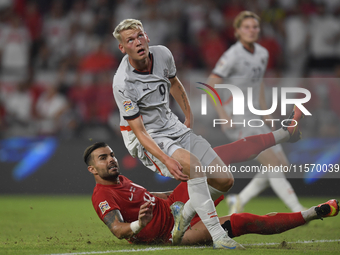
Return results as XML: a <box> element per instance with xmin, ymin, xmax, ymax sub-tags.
<box><xmin>301</xmin><ymin>206</ymin><xmax>317</xmax><ymax>222</ymax></box>
<box><xmin>267</xmin><ymin>171</ymin><xmax>304</xmax><ymax>212</ymax></box>
<box><xmin>272</xmin><ymin>128</ymin><xmax>290</xmax><ymax>144</ymax></box>
<box><xmin>182</xmin><ymin>199</ymin><xmax>196</xmax><ymax>221</ymax></box>
<box><xmin>208</xmin><ymin>185</ymin><xmax>224</xmax><ymax>201</ymax></box>
<box><xmin>239</xmin><ymin>172</ymin><xmax>270</xmax><ymax>206</ymax></box>
<box><xmin>182</xmin><ymin>185</ymin><xmax>226</xmax><ymax>222</ymax></box>
<box><xmin>188</xmin><ymin>177</ymin><xmax>225</xmax><ymax>241</ymax></box>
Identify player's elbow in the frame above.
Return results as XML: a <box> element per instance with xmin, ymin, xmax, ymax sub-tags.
<box><xmin>114</xmin><ymin>233</ymin><xmax>126</xmax><ymax>240</ymax></box>
<box><xmin>108</xmin><ymin>225</ymin><xmax>125</xmax><ymax>239</ymax></box>
<box><xmin>111</xmin><ymin>228</ymin><xmax>127</xmax><ymax>240</ymax></box>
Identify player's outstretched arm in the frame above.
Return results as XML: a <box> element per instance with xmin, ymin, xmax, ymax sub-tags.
<box><xmin>127</xmin><ymin>116</ymin><xmax>189</xmax><ymax>181</ymax></box>
<box><xmin>103</xmin><ymin>202</ymin><xmax>153</xmax><ymax>239</ymax></box>
<box><xmin>169</xmin><ymin>76</ymin><xmax>193</xmax><ymax>128</ymax></box>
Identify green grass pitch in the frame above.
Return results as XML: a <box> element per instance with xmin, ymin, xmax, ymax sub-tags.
<box><xmin>1</xmin><ymin>195</ymin><xmax>339</xmax><ymax>254</ymax></box>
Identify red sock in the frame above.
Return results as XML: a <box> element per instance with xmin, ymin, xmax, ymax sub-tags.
<box><xmin>230</xmin><ymin>212</ymin><xmax>306</xmax><ymax>237</ymax></box>
<box><xmin>213</xmin><ymin>133</ymin><xmax>276</xmax><ymax>165</ymax></box>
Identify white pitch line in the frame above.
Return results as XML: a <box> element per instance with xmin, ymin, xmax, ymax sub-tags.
<box><xmin>47</xmin><ymin>239</ymin><xmax>340</xmax><ymax>255</ymax></box>
<box><xmin>48</xmin><ymin>246</ymin><xmax>207</xmax><ymax>255</ymax></box>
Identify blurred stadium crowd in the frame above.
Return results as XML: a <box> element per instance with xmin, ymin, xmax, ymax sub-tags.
<box><xmin>0</xmin><ymin>0</ymin><xmax>339</xmax><ymax>140</ymax></box>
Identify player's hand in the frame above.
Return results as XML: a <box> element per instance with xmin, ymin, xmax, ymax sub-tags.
<box><xmin>184</xmin><ymin>113</ymin><xmax>194</xmax><ymax>128</ymax></box>
<box><xmin>184</xmin><ymin>118</ymin><xmax>191</xmax><ymax>128</ymax></box>
<box><xmin>164</xmin><ymin>157</ymin><xmax>189</xmax><ymax>181</ymax></box>
<box><xmin>138</xmin><ymin>201</ymin><xmax>153</xmax><ymax>228</ymax></box>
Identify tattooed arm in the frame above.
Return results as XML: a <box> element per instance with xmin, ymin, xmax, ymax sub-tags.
<box><xmin>170</xmin><ymin>76</ymin><xmax>193</xmax><ymax>128</ymax></box>
<box><xmin>103</xmin><ymin>201</ymin><xmax>153</xmax><ymax>239</ymax></box>
<box><xmin>103</xmin><ymin>209</ymin><xmax>129</xmax><ymax>239</ymax></box>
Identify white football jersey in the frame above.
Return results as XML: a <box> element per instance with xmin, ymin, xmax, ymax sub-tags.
<box><xmin>113</xmin><ymin>45</ymin><xmax>189</xmax><ymax>157</ymax></box>
<box><xmin>212</xmin><ymin>41</ymin><xmax>268</xmax><ymax>118</ymax></box>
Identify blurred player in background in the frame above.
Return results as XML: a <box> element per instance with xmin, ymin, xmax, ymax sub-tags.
<box><xmin>206</xmin><ymin>11</ymin><xmax>305</xmax><ymax>214</ymax></box>
<box><xmin>85</xmin><ymin>142</ymin><xmax>339</xmax><ymax>246</ymax></box>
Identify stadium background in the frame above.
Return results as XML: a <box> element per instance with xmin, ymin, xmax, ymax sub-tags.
<box><xmin>0</xmin><ymin>0</ymin><xmax>340</xmax><ymax>197</ymax></box>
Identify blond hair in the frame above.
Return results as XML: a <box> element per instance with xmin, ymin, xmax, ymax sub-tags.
<box><xmin>233</xmin><ymin>11</ymin><xmax>260</xmax><ymax>39</ymax></box>
<box><xmin>113</xmin><ymin>19</ymin><xmax>144</xmax><ymax>42</ymax></box>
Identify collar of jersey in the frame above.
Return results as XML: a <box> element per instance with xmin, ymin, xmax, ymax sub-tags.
<box><xmin>133</xmin><ymin>53</ymin><xmax>154</xmax><ymax>75</ymax></box>
<box><xmin>239</xmin><ymin>41</ymin><xmax>256</xmax><ymax>55</ymax></box>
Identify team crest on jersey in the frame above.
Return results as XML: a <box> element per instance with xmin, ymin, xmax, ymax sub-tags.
<box><xmin>163</xmin><ymin>69</ymin><xmax>169</xmax><ymax>78</ymax></box>
<box><xmin>123</xmin><ymin>100</ymin><xmax>134</xmax><ymax>112</ymax></box>
<box><xmin>99</xmin><ymin>200</ymin><xmax>111</xmax><ymax>214</ymax></box>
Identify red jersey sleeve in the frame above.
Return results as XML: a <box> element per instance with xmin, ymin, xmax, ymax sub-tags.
<box><xmin>92</xmin><ymin>186</ymin><xmax>120</xmax><ymax>221</ymax></box>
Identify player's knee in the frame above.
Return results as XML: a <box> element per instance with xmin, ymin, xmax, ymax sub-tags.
<box><xmin>226</xmin><ymin>176</ymin><xmax>234</xmax><ymax>190</ymax></box>
<box><xmin>208</xmin><ymin>177</ymin><xmax>234</xmax><ymax>192</ymax></box>
<box><xmin>220</xmin><ymin>177</ymin><xmax>234</xmax><ymax>192</ymax></box>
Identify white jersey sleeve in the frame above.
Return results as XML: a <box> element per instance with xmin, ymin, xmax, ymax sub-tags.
<box><xmin>166</xmin><ymin>47</ymin><xmax>176</xmax><ymax>78</ymax></box>
<box><xmin>212</xmin><ymin>47</ymin><xmax>238</xmax><ymax>78</ymax></box>
<box><xmin>156</xmin><ymin>45</ymin><xmax>176</xmax><ymax>78</ymax></box>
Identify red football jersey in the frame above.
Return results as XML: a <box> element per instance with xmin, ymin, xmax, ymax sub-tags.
<box><xmin>92</xmin><ymin>175</ymin><xmax>174</xmax><ymax>244</ymax></box>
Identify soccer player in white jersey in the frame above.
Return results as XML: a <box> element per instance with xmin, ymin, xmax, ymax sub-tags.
<box><xmin>112</xmin><ymin>18</ymin><xmax>303</xmax><ymax>249</ymax></box>
<box><xmin>112</xmin><ymin>18</ymin><xmax>246</xmax><ymax>250</ymax></box>
<box><xmin>206</xmin><ymin>11</ymin><xmax>305</xmax><ymax>214</ymax></box>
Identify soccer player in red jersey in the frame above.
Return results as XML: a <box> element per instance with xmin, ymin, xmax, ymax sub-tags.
<box><xmin>85</xmin><ymin>142</ymin><xmax>339</xmax><ymax>245</ymax></box>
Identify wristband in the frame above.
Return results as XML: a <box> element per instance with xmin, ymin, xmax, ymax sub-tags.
<box><xmin>130</xmin><ymin>220</ymin><xmax>142</xmax><ymax>234</ymax></box>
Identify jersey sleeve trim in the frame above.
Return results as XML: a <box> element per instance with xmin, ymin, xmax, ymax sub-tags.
<box><xmin>123</xmin><ymin>112</ymin><xmax>140</xmax><ymax>120</ymax></box>
<box><xmin>169</xmin><ymin>73</ymin><xmax>176</xmax><ymax>79</ymax></box>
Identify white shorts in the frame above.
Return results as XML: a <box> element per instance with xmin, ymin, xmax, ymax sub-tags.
<box><xmin>137</xmin><ymin>130</ymin><xmax>218</xmax><ymax>178</ymax></box>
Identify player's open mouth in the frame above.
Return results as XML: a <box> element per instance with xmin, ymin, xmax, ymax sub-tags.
<box><xmin>137</xmin><ymin>49</ymin><xmax>145</xmax><ymax>55</ymax></box>
<box><xmin>108</xmin><ymin>165</ymin><xmax>118</xmax><ymax>171</ymax></box>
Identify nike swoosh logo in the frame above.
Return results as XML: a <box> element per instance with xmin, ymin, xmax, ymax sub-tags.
<box><xmin>208</xmin><ymin>211</ymin><xmax>216</xmax><ymax>215</ymax></box>
<box><xmin>129</xmin><ymin>193</ymin><xmax>133</xmax><ymax>201</ymax></box>
<box><xmin>221</xmin><ymin>244</ymin><xmax>236</xmax><ymax>249</ymax></box>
